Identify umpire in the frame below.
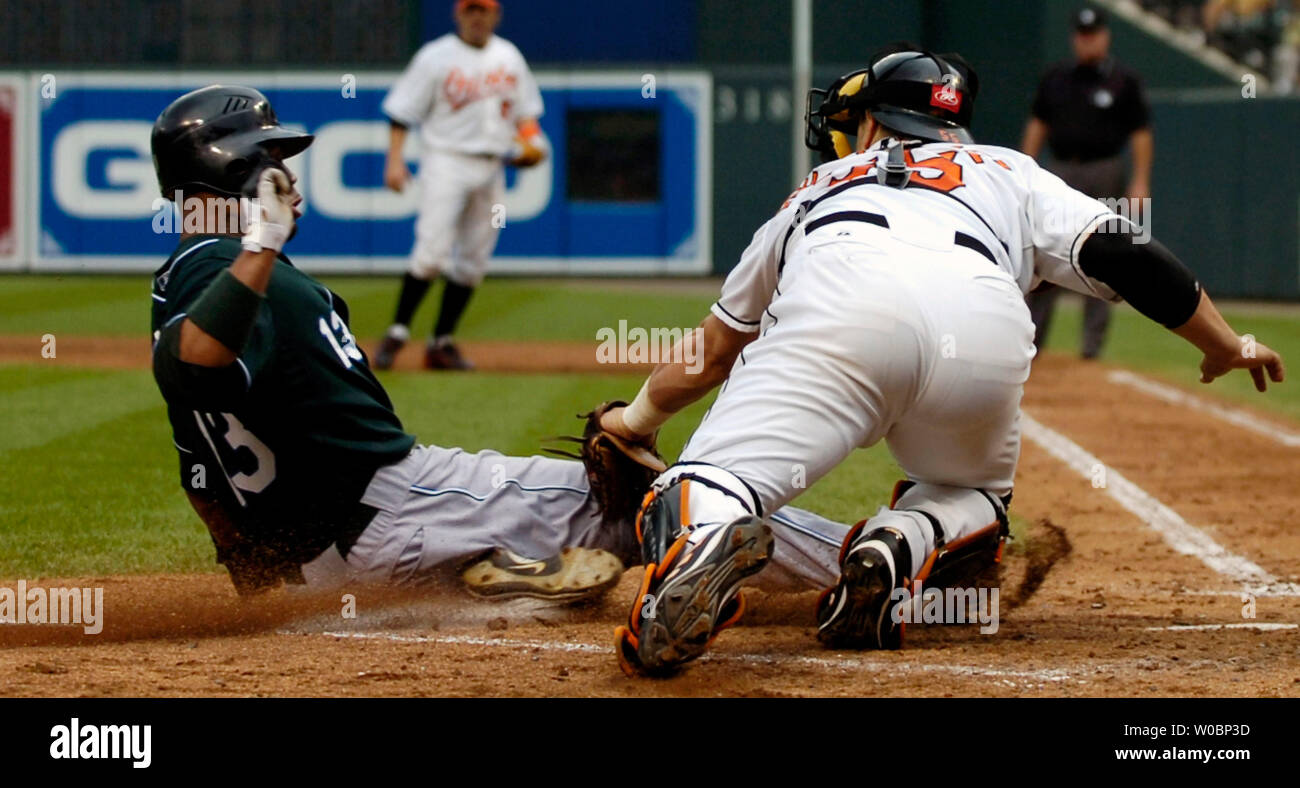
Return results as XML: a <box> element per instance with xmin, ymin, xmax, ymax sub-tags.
<box><xmin>1021</xmin><ymin>6</ymin><xmax>1153</xmax><ymax>359</ymax></box>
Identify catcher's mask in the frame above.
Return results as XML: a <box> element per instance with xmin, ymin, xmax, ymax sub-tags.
<box><xmin>805</xmin><ymin>44</ymin><xmax>979</xmax><ymax>162</ymax></box>
<box><xmin>151</xmin><ymin>84</ymin><xmax>314</xmax><ymax>200</ymax></box>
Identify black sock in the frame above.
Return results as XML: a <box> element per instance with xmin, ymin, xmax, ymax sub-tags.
<box><xmin>433</xmin><ymin>280</ymin><xmax>475</xmax><ymax>340</ymax></box>
<box><xmin>392</xmin><ymin>273</ymin><xmax>432</xmax><ymax>328</ymax></box>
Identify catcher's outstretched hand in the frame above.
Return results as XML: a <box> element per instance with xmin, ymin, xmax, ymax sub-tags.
<box><xmin>598</xmin><ymin>404</ymin><xmax>644</xmax><ymax>443</ymax></box>
<box><xmin>546</xmin><ymin>401</ymin><xmax>666</xmax><ymax>525</ymax></box>
<box><xmin>1199</xmin><ymin>341</ymin><xmax>1285</xmax><ymax>392</ymax></box>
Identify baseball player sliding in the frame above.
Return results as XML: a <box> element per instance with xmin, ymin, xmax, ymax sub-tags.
<box><xmin>147</xmin><ymin>85</ymin><xmax>855</xmax><ymax>604</ymax></box>
<box><xmin>373</xmin><ymin>0</ymin><xmax>546</xmax><ymax>371</ymax></box>
<box><xmin>598</xmin><ymin>45</ymin><xmax>1285</xmax><ymax>676</ymax></box>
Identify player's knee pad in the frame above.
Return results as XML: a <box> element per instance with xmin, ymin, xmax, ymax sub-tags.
<box><xmin>888</xmin><ymin>480</ymin><xmax>1009</xmax><ymax>589</ymax></box>
<box><xmin>636</xmin><ymin>463</ymin><xmax>761</xmax><ymax>567</ymax></box>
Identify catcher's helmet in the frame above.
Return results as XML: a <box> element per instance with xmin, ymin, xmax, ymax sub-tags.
<box><xmin>151</xmin><ymin>85</ymin><xmax>313</xmax><ymax>199</ymax></box>
<box><xmin>805</xmin><ymin>45</ymin><xmax>979</xmax><ymax>158</ymax></box>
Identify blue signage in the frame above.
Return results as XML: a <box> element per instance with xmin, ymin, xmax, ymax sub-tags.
<box><xmin>33</xmin><ymin>72</ymin><xmax>711</xmax><ymax>273</ymax></box>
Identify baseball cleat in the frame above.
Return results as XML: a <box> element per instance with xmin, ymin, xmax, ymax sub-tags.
<box><xmin>616</xmin><ymin>515</ymin><xmax>773</xmax><ymax>677</ymax></box>
<box><xmin>425</xmin><ymin>339</ymin><xmax>474</xmax><ymax>371</ymax></box>
<box><xmin>372</xmin><ymin>334</ymin><xmax>406</xmax><ymax>371</ymax></box>
<box><xmin>461</xmin><ymin>547</ymin><xmax>623</xmax><ymax>603</ymax></box>
<box><xmin>816</xmin><ymin>524</ymin><xmax>910</xmax><ymax>650</ymax></box>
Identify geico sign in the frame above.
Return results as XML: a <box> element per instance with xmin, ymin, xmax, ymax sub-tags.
<box><xmin>50</xmin><ymin>120</ymin><xmax>551</xmax><ymax>221</ymax></box>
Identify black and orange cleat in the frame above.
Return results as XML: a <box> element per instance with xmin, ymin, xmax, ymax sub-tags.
<box><xmin>615</xmin><ymin>515</ymin><xmax>773</xmax><ymax>677</ymax></box>
<box><xmin>816</xmin><ymin>524</ymin><xmax>910</xmax><ymax>650</ymax></box>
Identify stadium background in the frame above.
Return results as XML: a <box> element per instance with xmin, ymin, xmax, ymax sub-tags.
<box><xmin>0</xmin><ymin>0</ymin><xmax>1297</xmax><ymax>295</ymax></box>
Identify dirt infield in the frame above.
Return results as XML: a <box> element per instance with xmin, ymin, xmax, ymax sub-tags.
<box><xmin>2</xmin><ymin>341</ymin><xmax>1299</xmax><ymax>697</ymax></box>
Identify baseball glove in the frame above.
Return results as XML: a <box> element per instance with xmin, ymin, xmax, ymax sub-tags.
<box><xmin>547</xmin><ymin>401</ymin><xmax>667</xmax><ymax>525</ymax></box>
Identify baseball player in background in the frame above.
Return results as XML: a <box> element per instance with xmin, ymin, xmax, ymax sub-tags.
<box><xmin>148</xmin><ymin>85</ymin><xmax>854</xmax><ymax>604</ymax></box>
<box><xmin>599</xmin><ymin>45</ymin><xmax>1284</xmax><ymax>676</ymax></box>
<box><xmin>373</xmin><ymin>0</ymin><xmax>547</xmax><ymax>371</ymax></box>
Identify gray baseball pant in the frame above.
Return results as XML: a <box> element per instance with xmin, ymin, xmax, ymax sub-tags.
<box><xmin>301</xmin><ymin>445</ymin><xmax>848</xmax><ymax>591</ymax></box>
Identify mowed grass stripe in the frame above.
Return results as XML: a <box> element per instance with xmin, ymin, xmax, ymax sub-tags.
<box><xmin>0</xmin><ymin>404</ymin><xmax>212</xmax><ymax>575</ymax></box>
<box><xmin>0</xmin><ymin>368</ymin><xmax>164</xmax><ymax>453</ymax></box>
<box><xmin>380</xmin><ymin>371</ymin><xmax>708</xmax><ymax>458</ymax></box>
<box><xmin>0</xmin><ymin>276</ymin><xmax>717</xmax><ymax>343</ymax></box>
<box><xmin>0</xmin><ymin>277</ymin><xmax>151</xmax><ymax>337</ymax></box>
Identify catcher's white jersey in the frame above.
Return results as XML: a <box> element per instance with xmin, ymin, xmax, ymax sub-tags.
<box><xmin>711</xmin><ymin>138</ymin><xmax>1124</xmax><ymax>333</ymax></box>
<box><xmin>382</xmin><ymin>33</ymin><xmax>543</xmax><ymax>157</ymax></box>
<box><xmin>676</xmin><ymin>136</ymin><xmax>1135</xmax><ymax>573</ymax></box>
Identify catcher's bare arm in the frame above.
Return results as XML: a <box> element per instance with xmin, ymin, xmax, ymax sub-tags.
<box><xmin>1174</xmin><ymin>290</ymin><xmax>1284</xmax><ymax>391</ymax></box>
<box><xmin>602</xmin><ymin>314</ymin><xmax>754</xmax><ymax>439</ymax></box>
<box><xmin>1076</xmin><ymin>223</ymin><xmax>1284</xmax><ymax>391</ymax></box>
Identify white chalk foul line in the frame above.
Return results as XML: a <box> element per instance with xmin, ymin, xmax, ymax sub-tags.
<box><xmin>303</xmin><ymin>630</ymin><xmax>1077</xmax><ymax>684</ymax></box>
<box><xmin>1145</xmin><ymin>623</ymin><xmax>1297</xmax><ymax>632</ymax></box>
<box><xmin>1020</xmin><ymin>413</ymin><xmax>1300</xmax><ymax>597</ymax></box>
<box><xmin>1106</xmin><ymin>369</ymin><xmax>1300</xmax><ymax>448</ymax></box>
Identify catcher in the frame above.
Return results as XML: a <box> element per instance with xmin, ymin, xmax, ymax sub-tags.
<box><xmin>149</xmin><ymin>85</ymin><xmax>853</xmax><ymax>603</ymax></box>
<box><xmin>594</xmin><ymin>45</ymin><xmax>1284</xmax><ymax>676</ymax></box>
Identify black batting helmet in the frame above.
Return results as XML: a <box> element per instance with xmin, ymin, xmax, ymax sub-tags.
<box><xmin>805</xmin><ymin>44</ymin><xmax>979</xmax><ymax>155</ymax></box>
<box><xmin>151</xmin><ymin>85</ymin><xmax>313</xmax><ymax>199</ymax></box>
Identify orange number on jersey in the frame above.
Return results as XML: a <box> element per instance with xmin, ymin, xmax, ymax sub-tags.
<box><xmin>905</xmin><ymin>149</ymin><xmax>964</xmax><ymax>193</ymax></box>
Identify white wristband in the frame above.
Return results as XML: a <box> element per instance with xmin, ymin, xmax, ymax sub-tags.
<box><xmin>241</xmin><ymin>221</ymin><xmax>290</xmax><ymax>254</ymax></box>
<box><xmin>622</xmin><ymin>379</ymin><xmax>673</xmax><ymax>436</ymax></box>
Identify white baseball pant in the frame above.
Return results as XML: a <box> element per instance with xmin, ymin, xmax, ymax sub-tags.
<box><xmin>409</xmin><ymin>149</ymin><xmax>504</xmax><ymax>287</ymax></box>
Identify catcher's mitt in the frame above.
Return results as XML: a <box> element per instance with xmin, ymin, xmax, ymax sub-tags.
<box><xmin>547</xmin><ymin>401</ymin><xmax>667</xmax><ymax>525</ymax></box>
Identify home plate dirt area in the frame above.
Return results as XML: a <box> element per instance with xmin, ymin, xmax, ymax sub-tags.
<box><xmin>1</xmin><ymin>349</ymin><xmax>1298</xmax><ymax>697</ymax></box>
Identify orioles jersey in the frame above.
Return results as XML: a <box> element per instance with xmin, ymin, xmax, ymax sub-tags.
<box><xmin>711</xmin><ymin>137</ymin><xmax>1127</xmax><ymax>333</ymax></box>
<box><xmin>382</xmin><ymin>33</ymin><xmax>543</xmax><ymax>157</ymax></box>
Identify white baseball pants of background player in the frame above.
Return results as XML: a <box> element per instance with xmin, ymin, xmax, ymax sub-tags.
<box><xmin>681</xmin><ymin>231</ymin><xmax>1036</xmax><ymax>578</ymax></box>
<box><xmin>410</xmin><ymin>149</ymin><xmax>504</xmax><ymax>287</ymax></box>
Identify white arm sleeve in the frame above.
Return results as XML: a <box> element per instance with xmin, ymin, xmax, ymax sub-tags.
<box><xmin>514</xmin><ymin>55</ymin><xmax>544</xmax><ymax>120</ymax></box>
<box><xmin>711</xmin><ymin>208</ymin><xmax>795</xmax><ymax>332</ymax></box>
<box><xmin>1024</xmin><ymin>161</ymin><xmax>1126</xmax><ymax>300</ymax></box>
<box><xmin>382</xmin><ymin>46</ymin><xmax>439</xmax><ymax>127</ymax></box>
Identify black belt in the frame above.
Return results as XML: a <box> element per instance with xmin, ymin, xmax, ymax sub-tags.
<box><xmin>804</xmin><ymin>210</ymin><xmax>999</xmax><ymax>265</ymax></box>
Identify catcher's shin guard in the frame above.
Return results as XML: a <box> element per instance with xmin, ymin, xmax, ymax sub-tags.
<box><xmin>817</xmin><ymin>481</ymin><xmax>1009</xmax><ymax>649</ymax></box>
<box><xmin>633</xmin><ymin>463</ymin><xmax>762</xmax><ymax>567</ymax></box>
<box><xmin>616</xmin><ymin>464</ymin><xmax>770</xmax><ymax>676</ymax></box>
<box><xmin>894</xmin><ymin>482</ymin><xmax>1010</xmax><ymax>592</ymax></box>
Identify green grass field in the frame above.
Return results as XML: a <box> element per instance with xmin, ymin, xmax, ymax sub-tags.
<box><xmin>2</xmin><ymin>275</ymin><xmax>1297</xmax><ymax>577</ymax></box>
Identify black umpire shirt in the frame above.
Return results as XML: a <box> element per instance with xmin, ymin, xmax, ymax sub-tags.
<box><xmin>1031</xmin><ymin>58</ymin><xmax>1150</xmax><ymax>162</ymax></box>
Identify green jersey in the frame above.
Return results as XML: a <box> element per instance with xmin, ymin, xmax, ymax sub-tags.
<box><xmin>150</xmin><ymin>235</ymin><xmax>415</xmax><ymax>560</ymax></box>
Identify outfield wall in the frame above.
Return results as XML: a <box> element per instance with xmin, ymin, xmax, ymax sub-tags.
<box><xmin>0</xmin><ymin>70</ymin><xmax>711</xmax><ymax>275</ymax></box>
